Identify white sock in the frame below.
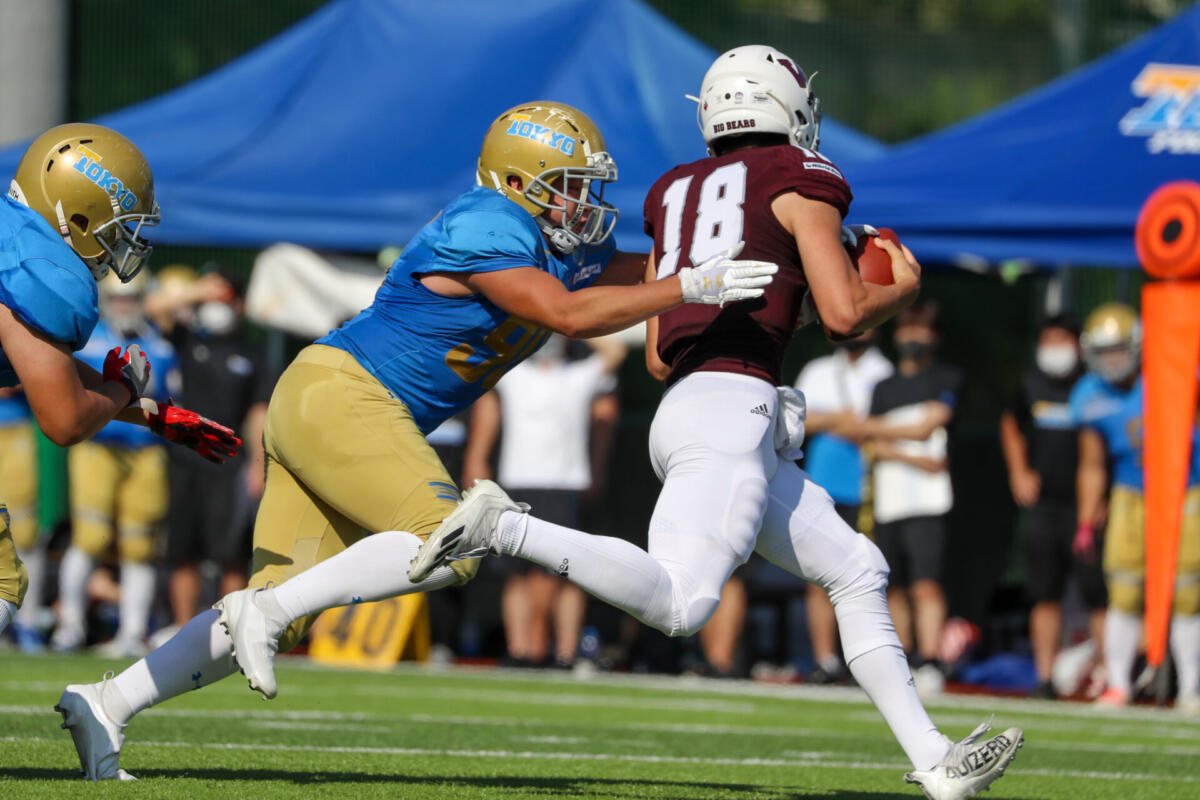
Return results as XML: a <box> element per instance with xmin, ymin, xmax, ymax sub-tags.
<box><xmin>55</xmin><ymin>546</ymin><xmax>94</xmax><ymax>646</ymax></box>
<box><xmin>13</xmin><ymin>544</ymin><xmax>44</xmax><ymax>627</ymax></box>
<box><xmin>270</xmin><ymin>530</ymin><xmax>460</xmax><ymax>623</ymax></box>
<box><xmin>1170</xmin><ymin>613</ymin><xmax>1200</xmax><ymax>697</ymax></box>
<box><xmin>509</xmin><ymin>511</ymin><xmax>678</xmax><ymax>635</ymax></box>
<box><xmin>1104</xmin><ymin>608</ymin><xmax>1142</xmax><ymax>694</ymax></box>
<box><xmin>0</xmin><ymin>598</ymin><xmax>15</xmax><ymax>636</ymax></box>
<box><xmin>840</xmin><ymin>591</ymin><xmax>951</xmax><ymax>773</ymax></box>
<box><xmin>116</xmin><ymin>562</ymin><xmax>155</xmax><ymax>642</ymax></box>
<box><xmin>108</xmin><ymin>609</ymin><xmax>235</xmax><ymax>724</ymax></box>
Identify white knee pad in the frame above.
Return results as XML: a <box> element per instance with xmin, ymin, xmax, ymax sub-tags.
<box><xmin>825</xmin><ymin>534</ymin><xmax>890</xmax><ymax>606</ymax></box>
<box><xmin>828</xmin><ymin>537</ymin><xmax>896</xmax><ymax>665</ymax></box>
<box><xmin>648</xmin><ymin>550</ymin><xmax>736</xmax><ymax>638</ymax></box>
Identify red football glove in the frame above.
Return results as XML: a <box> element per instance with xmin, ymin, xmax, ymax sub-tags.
<box><xmin>103</xmin><ymin>344</ymin><xmax>151</xmax><ymax>404</ymax></box>
<box><xmin>143</xmin><ymin>399</ymin><xmax>242</xmax><ymax>464</ymax></box>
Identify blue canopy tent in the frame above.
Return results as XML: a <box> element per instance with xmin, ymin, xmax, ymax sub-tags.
<box><xmin>0</xmin><ymin>0</ymin><xmax>883</xmax><ymax>252</ymax></box>
<box><xmin>842</xmin><ymin>4</ymin><xmax>1200</xmax><ymax>269</ymax></box>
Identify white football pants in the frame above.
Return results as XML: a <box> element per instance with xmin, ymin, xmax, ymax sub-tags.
<box><xmin>513</xmin><ymin>371</ymin><xmax>893</xmax><ymax>658</ymax></box>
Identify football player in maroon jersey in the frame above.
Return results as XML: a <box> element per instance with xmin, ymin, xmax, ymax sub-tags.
<box><xmin>413</xmin><ymin>46</ymin><xmax>1024</xmax><ymax>799</ymax></box>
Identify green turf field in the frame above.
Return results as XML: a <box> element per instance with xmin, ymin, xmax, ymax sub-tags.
<box><xmin>1</xmin><ymin>651</ymin><xmax>1197</xmax><ymax>798</ymax></box>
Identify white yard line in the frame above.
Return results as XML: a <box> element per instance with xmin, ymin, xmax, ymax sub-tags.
<box><xmin>2</xmin><ymin>734</ymin><xmax>1196</xmax><ymax>784</ymax></box>
<box><xmin>4</xmin><ymin>704</ymin><xmax>1198</xmax><ymax>755</ymax></box>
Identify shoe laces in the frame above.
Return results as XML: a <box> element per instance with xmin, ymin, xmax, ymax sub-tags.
<box><xmin>944</xmin><ymin>716</ymin><xmax>993</xmax><ymax>763</ymax></box>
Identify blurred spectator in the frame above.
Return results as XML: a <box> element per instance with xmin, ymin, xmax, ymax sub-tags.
<box><xmin>1</xmin><ymin>387</ymin><xmax>41</xmax><ymax>651</ymax></box>
<box><xmin>51</xmin><ymin>273</ymin><xmax>179</xmax><ymax>656</ymax></box>
<box><xmin>144</xmin><ymin>265</ymin><xmax>274</xmax><ymax>643</ymax></box>
<box><xmin>1071</xmin><ymin>303</ymin><xmax>1200</xmax><ymax>713</ymax></box>
<box><xmin>999</xmin><ymin>313</ymin><xmax>1105</xmax><ymax>700</ymax></box>
<box><xmin>463</xmin><ymin>335</ymin><xmax>625</xmax><ymax>668</ymax></box>
<box><xmin>865</xmin><ymin>299</ymin><xmax>961</xmax><ymax>697</ymax></box>
<box><xmin>793</xmin><ymin>330</ymin><xmax>893</xmax><ymax>683</ymax></box>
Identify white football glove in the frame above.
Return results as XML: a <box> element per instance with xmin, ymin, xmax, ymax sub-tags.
<box><xmin>774</xmin><ymin>386</ymin><xmax>807</xmax><ymax>461</ymax></box>
<box><xmin>677</xmin><ymin>242</ymin><xmax>778</xmax><ymax>307</ymax></box>
<box><xmin>840</xmin><ymin>223</ymin><xmax>879</xmax><ymax>249</ymax></box>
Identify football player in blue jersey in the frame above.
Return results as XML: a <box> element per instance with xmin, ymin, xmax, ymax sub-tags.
<box><xmin>0</xmin><ymin>123</ymin><xmax>241</xmax><ymax>655</ymax></box>
<box><xmin>56</xmin><ymin>101</ymin><xmax>776</xmax><ymax>780</ymax></box>
<box><xmin>1072</xmin><ymin>303</ymin><xmax>1200</xmax><ymax>713</ymax></box>
<box><xmin>52</xmin><ymin>271</ymin><xmax>180</xmax><ymax>657</ymax></box>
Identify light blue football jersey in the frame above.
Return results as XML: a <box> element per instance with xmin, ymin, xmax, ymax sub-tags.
<box><xmin>76</xmin><ymin>320</ymin><xmax>179</xmax><ymax>449</ymax></box>
<box><xmin>320</xmin><ymin>187</ymin><xmax>615</xmax><ymax>433</ymax></box>
<box><xmin>1069</xmin><ymin>373</ymin><xmax>1200</xmax><ymax>490</ymax></box>
<box><xmin>0</xmin><ymin>196</ymin><xmax>98</xmax><ymax>386</ymax></box>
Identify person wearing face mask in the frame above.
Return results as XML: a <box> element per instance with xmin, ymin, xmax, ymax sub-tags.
<box><xmin>792</xmin><ymin>329</ymin><xmax>893</xmax><ymax>684</ymax></box>
<box><xmin>142</xmin><ymin>265</ymin><xmax>275</xmax><ymax>644</ymax></box>
<box><xmin>1000</xmin><ymin>314</ymin><xmax>1105</xmax><ymax>700</ymax></box>
<box><xmin>862</xmin><ymin>299</ymin><xmax>962</xmax><ymax>698</ymax></box>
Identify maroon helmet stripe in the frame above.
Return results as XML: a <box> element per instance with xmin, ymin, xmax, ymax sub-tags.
<box><xmin>776</xmin><ymin>57</ymin><xmax>808</xmax><ymax>89</ymax></box>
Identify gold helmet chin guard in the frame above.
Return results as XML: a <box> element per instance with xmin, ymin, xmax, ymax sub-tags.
<box><xmin>8</xmin><ymin>122</ymin><xmax>159</xmax><ymax>283</ymax></box>
<box><xmin>476</xmin><ymin>102</ymin><xmax>618</xmax><ymax>254</ymax></box>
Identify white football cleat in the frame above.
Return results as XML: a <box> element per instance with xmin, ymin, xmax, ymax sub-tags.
<box><xmin>407</xmin><ymin>480</ymin><xmax>529</xmax><ymax>582</ymax></box>
<box><xmin>214</xmin><ymin>587</ymin><xmax>285</xmax><ymax>700</ymax></box>
<box><xmin>55</xmin><ymin>675</ymin><xmax>137</xmax><ymax>782</ymax></box>
<box><xmin>904</xmin><ymin>718</ymin><xmax>1023</xmax><ymax>800</ymax></box>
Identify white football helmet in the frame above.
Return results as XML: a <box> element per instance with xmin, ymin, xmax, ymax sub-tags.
<box><xmin>689</xmin><ymin>45</ymin><xmax>822</xmax><ymax>154</ymax></box>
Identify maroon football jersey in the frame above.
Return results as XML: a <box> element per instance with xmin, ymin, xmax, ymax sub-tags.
<box><xmin>643</xmin><ymin>144</ymin><xmax>852</xmax><ymax>386</ymax></box>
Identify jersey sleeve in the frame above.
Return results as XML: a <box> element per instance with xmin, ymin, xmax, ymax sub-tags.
<box><xmin>428</xmin><ymin>208</ymin><xmax>542</xmax><ymax>276</ymax></box>
<box><xmin>0</xmin><ymin>257</ymin><xmax>98</xmax><ymax>352</ymax></box>
<box><xmin>759</xmin><ymin>147</ymin><xmax>853</xmax><ymax>218</ymax></box>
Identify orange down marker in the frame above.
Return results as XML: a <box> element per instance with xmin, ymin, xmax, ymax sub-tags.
<box><xmin>1137</xmin><ymin>180</ymin><xmax>1200</xmax><ymax>668</ymax></box>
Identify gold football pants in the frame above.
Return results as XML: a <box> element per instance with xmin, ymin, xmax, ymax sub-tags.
<box><xmin>0</xmin><ymin>423</ymin><xmax>37</xmax><ymax>550</ymax></box>
<box><xmin>1105</xmin><ymin>485</ymin><xmax>1200</xmax><ymax>614</ymax></box>
<box><xmin>68</xmin><ymin>441</ymin><xmax>168</xmax><ymax>564</ymax></box>
<box><xmin>248</xmin><ymin>345</ymin><xmax>473</xmax><ymax>653</ymax></box>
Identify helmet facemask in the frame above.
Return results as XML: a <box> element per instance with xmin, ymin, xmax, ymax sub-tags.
<box><xmin>65</xmin><ymin>191</ymin><xmax>160</xmax><ymax>283</ymax></box>
<box><xmin>524</xmin><ymin>152</ymin><xmax>618</xmax><ymax>254</ymax></box>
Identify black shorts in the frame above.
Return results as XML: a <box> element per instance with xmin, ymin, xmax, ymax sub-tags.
<box><xmin>489</xmin><ymin>488</ymin><xmax>582</xmax><ymax>577</ymax></box>
<box><xmin>1024</xmin><ymin>499</ymin><xmax>1107</xmax><ymax>609</ymax></box>
<box><xmin>165</xmin><ymin>455</ymin><xmax>254</xmax><ymax>568</ymax></box>
<box><xmin>874</xmin><ymin>514</ymin><xmax>946</xmax><ymax>587</ymax></box>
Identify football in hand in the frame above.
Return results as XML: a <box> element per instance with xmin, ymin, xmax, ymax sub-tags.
<box><xmin>846</xmin><ymin>227</ymin><xmax>901</xmax><ymax>285</ymax></box>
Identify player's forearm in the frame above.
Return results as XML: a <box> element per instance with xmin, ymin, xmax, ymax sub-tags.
<box><xmin>36</xmin><ymin>381</ymin><xmax>129</xmax><ymax>446</ymax></box>
<box><xmin>556</xmin><ymin>279</ymin><xmax>682</xmax><ymax>339</ymax></box>
<box><xmin>848</xmin><ymin>281</ymin><xmax>918</xmax><ymax>335</ymax></box>
<box><xmin>1076</xmin><ymin>465</ymin><xmax>1107</xmax><ymax>526</ymax></box>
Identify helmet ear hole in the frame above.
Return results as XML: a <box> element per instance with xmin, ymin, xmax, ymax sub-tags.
<box><xmin>70</xmin><ymin>213</ymin><xmax>90</xmax><ymax>233</ymax></box>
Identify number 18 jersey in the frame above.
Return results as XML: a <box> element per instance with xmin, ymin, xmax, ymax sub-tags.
<box><xmin>643</xmin><ymin>144</ymin><xmax>851</xmax><ymax>386</ymax></box>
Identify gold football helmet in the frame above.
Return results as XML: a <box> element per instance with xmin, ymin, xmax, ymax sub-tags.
<box><xmin>477</xmin><ymin>102</ymin><xmax>617</xmax><ymax>254</ymax></box>
<box><xmin>8</xmin><ymin>123</ymin><xmax>159</xmax><ymax>282</ymax></box>
<box><xmin>1081</xmin><ymin>302</ymin><xmax>1141</xmax><ymax>384</ymax></box>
